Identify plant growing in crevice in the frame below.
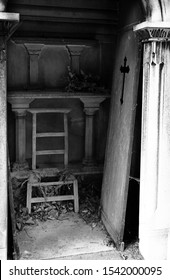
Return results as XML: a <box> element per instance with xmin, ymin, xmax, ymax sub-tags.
<box><xmin>65</xmin><ymin>66</ymin><xmax>109</xmax><ymax>94</ymax></box>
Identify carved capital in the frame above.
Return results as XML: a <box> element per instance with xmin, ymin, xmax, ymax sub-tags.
<box><xmin>66</xmin><ymin>45</ymin><xmax>85</xmax><ymax>56</ymax></box>
<box><xmin>84</xmin><ymin>107</ymin><xmax>98</xmax><ymax>116</ymax></box>
<box><xmin>80</xmin><ymin>96</ymin><xmax>105</xmax><ymax>110</ymax></box>
<box><xmin>13</xmin><ymin>109</ymin><xmax>27</xmax><ymax>118</ymax></box>
<box><xmin>134</xmin><ymin>22</ymin><xmax>170</xmax><ymax>41</ymax></box>
<box><xmin>8</xmin><ymin>97</ymin><xmax>34</xmax><ymax>110</ymax></box>
<box><xmin>24</xmin><ymin>44</ymin><xmax>44</xmax><ymax>56</ymax></box>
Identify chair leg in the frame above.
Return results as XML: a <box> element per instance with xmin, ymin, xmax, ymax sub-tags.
<box><xmin>32</xmin><ymin>113</ymin><xmax>37</xmax><ymax>170</ymax></box>
<box><xmin>73</xmin><ymin>179</ymin><xmax>79</xmax><ymax>213</ymax></box>
<box><xmin>26</xmin><ymin>183</ymin><xmax>32</xmax><ymax>214</ymax></box>
<box><xmin>27</xmin><ymin>180</ymin><xmax>78</xmax><ymax>214</ymax></box>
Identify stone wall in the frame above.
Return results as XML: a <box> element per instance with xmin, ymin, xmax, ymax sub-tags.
<box><xmin>7</xmin><ymin>41</ymin><xmax>109</xmax><ymax>90</ymax></box>
<box><xmin>7</xmin><ymin>40</ymin><xmax>113</xmax><ymax>166</ymax></box>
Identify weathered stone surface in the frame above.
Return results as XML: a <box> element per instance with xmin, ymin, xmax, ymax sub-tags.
<box><xmin>0</xmin><ymin>41</ymin><xmax>7</xmax><ymax>260</ymax></box>
<box><xmin>135</xmin><ymin>23</ymin><xmax>170</xmax><ymax>259</ymax></box>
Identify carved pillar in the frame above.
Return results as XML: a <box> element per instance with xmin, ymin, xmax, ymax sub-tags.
<box><xmin>24</xmin><ymin>44</ymin><xmax>44</xmax><ymax>88</ymax></box>
<box><xmin>80</xmin><ymin>97</ymin><xmax>105</xmax><ymax>166</ymax></box>
<box><xmin>134</xmin><ymin>22</ymin><xmax>170</xmax><ymax>259</ymax></box>
<box><xmin>0</xmin><ymin>38</ymin><xmax>7</xmax><ymax>260</ymax></box>
<box><xmin>8</xmin><ymin>98</ymin><xmax>34</xmax><ymax>171</ymax></box>
<box><xmin>66</xmin><ymin>45</ymin><xmax>85</xmax><ymax>74</ymax></box>
<box><xmin>14</xmin><ymin>110</ymin><xmax>28</xmax><ymax>170</ymax></box>
<box><xmin>83</xmin><ymin>107</ymin><xmax>98</xmax><ymax>165</ymax></box>
<box><xmin>0</xmin><ymin>10</ymin><xmax>19</xmax><ymax>260</ymax></box>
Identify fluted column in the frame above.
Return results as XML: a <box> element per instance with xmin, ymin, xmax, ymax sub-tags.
<box><xmin>134</xmin><ymin>22</ymin><xmax>170</xmax><ymax>259</ymax></box>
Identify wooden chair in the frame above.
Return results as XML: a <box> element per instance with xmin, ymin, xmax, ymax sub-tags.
<box><xmin>28</xmin><ymin>108</ymin><xmax>71</xmax><ymax>169</ymax></box>
<box><xmin>26</xmin><ymin>108</ymin><xmax>79</xmax><ymax>213</ymax></box>
<box><xmin>26</xmin><ymin>179</ymin><xmax>79</xmax><ymax>214</ymax></box>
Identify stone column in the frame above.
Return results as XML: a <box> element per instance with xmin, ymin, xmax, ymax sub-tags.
<box><xmin>24</xmin><ymin>44</ymin><xmax>44</xmax><ymax>88</ymax></box>
<box><xmin>83</xmin><ymin>107</ymin><xmax>98</xmax><ymax>165</ymax></box>
<box><xmin>0</xmin><ymin>9</ymin><xmax>20</xmax><ymax>260</ymax></box>
<box><xmin>0</xmin><ymin>38</ymin><xmax>7</xmax><ymax>260</ymax></box>
<box><xmin>14</xmin><ymin>110</ymin><xmax>28</xmax><ymax>170</ymax></box>
<box><xmin>80</xmin><ymin>97</ymin><xmax>105</xmax><ymax>166</ymax></box>
<box><xmin>66</xmin><ymin>45</ymin><xmax>85</xmax><ymax>74</ymax></box>
<box><xmin>8</xmin><ymin>98</ymin><xmax>34</xmax><ymax>171</ymax></box>
<box><xmin>134</xmin><ymin>22</ymin><xmax>170</xmax><ymax>259</ymax></box>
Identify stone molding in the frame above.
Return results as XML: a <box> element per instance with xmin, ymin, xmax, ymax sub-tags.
<box><xmin>80</xmin><ymin>96</ymin><xmax>105</xmax><ymax>109</ymax></box>
<box><xmin>8</xmin><ymin>97</ymin><xmax>34</xmax><ymax>110</ymax></box>
<box><xmin>84</xmin><ymin>107</ymin><xmax>99</xmax><ymax>116</ymax></box>
<box><xmin>66</xmin><ymin>45</ymin><xmax>85</xmax><ymax>56</ymax></box>
<box><xmin>24</xmin><ymin>43</ymin><xmax>44</xmax><ymax>56</ymax></box>
<box><xmin>134</xmin><ymin>21</ymin><xmax>170</xmax><ymax>41</ymax></box>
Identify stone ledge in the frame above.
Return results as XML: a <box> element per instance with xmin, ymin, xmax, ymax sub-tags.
<box><xmin>0</xmin><ymin>12</ymin><xmax>19</xmax><ymax>21</ymax></box>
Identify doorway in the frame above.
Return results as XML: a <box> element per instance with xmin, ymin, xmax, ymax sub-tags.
<box><xmin>124</xmin><ymin>63</ymin><xmax>142</xmax><ymax>245</ymax></box>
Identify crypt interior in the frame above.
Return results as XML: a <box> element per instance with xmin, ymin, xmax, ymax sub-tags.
<box><xmin>0</xmin><ymin>0</ymin><xmax>170</xmax><ymax>260</ymax></box>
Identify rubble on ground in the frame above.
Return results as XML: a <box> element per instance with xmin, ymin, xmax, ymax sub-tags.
<box><xmin>12</xmin><ymin>173</ymin><xmax>143</xmax><ymax>260</ymax></box>
<box><xmin>121</xmin><ymin>241</ymin><xmax>144</xmax><ymax>260</ymax></box>
<box><xmin>12</xmin><ymin>174</ymin><xmax>102</xmax><ymax>230</ymax></box>
<box><xmin>78</xmin><ymin>178</ymin><xmax>101</xmax><ymax>228</ymax></box>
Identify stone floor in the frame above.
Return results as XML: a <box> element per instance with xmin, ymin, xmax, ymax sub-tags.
<box><xmin>17</xmin><ymin>212</ymin><xmax>143</xmax><ymax>260</ymax></box>
<box><xmin>18</xmin><ymin>212</ymin><xmax>122</xmax><ymax>260</ymax></box>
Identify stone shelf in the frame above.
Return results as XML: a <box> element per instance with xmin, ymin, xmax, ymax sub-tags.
<box><xmin>8</xmin><ymin>90</ymin><xmax>110</xmax><ymax>101</ymax></box>
<box><xmin>8</xmin><ymin>90</ymin><xmax>110</xmax><ymax>171</ymax></box>
<box><xmin>0</xmin><ymin>12</ymin><xmax>19</xmax><ymax>21</ymax></box>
